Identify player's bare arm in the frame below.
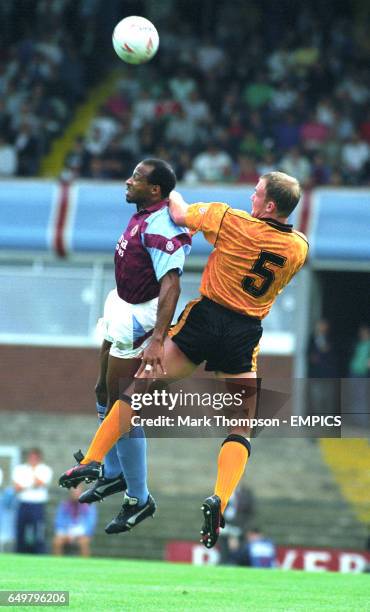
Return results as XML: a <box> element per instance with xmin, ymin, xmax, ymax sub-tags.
<box><xmin>168</xmin><ymin>190</ymin><xmax>189</xmax><ymax>226</ymax></box>
<box><xmin>136</xmin><ymin>269</ymin><xmax>181</xmax><ymax>378</ymax></box>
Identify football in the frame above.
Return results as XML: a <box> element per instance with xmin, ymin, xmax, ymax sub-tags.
<box><xmin>112</xmin><ymin>16</ymin><xmax>159</xmax><ymax>65</ymax></box>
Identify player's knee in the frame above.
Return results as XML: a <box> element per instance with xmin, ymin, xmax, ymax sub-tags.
<box><xmin>95</xmin><ymin>383</ymin><xmax>107</xmax><ymax>407</ymax></box>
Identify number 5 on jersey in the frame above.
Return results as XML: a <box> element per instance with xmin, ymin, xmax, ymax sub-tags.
<box><xmin>242</xmin><ymin>250</ymin><xmax>287</xmax><ymax>297</ymax></box>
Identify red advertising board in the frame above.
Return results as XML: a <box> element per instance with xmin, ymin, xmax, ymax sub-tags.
<box><xmin>165</xmin><ymin>541</ymin><xmax>370</xmax><ymax>573</ymax></box>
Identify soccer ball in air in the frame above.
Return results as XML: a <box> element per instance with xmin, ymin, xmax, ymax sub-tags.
<box><xmin>112</xmin><ymin>16</ymin><xmax>159</xmax><ymax>65</ymax></box>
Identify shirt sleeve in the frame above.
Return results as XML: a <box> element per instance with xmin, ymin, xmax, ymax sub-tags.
<box><xmin>143</xmin><ymin>212</ymin><xmax>192</xmax><ymax>281</ymax></box>
<box><xmin>185</xmin><ymin>202</ymin><xmax>229</xmax><ymax>245</ymax></box>
<box><xmin>144</xmin><ymin>232</ymin><xmax>191</xmax><ymax>281</ymax></box>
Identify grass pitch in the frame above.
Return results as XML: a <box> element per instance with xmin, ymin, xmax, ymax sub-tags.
<box><xmin>0</xmin><ymin>554</ymin><xmax>369</xmax><ymax>611</ymax></box>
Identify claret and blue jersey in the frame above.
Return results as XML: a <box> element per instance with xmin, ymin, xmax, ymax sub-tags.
<box><xmin>115</xmin><ymin>200</ymin><xmax>191</xmax><ymax>304</ymax></box>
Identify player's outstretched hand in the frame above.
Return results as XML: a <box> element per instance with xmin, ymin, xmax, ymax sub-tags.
<box><xmin>135</xmin><ymin>338</ymin><xmax>167</xmax><ymax>379</ymax></box>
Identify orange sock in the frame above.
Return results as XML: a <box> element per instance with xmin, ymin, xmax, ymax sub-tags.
<box><xmin>81</xmin><ymin>399</ymin><xmax>133</xmax><ymax>464</ymax></box>
<box><xmin>214</xmin><ymin>436</ymin><xmax>251</xmax><ymax>514</ymax></box>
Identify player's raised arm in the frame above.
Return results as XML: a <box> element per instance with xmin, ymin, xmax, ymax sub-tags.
<box><xmin>169</xmin><ymin>191</ymin><xmax>229</xmax><ymax>245</ymax></box>
<box><xmin>168</xmin><ymin>190</ymin><xmax>189</xmax><ymax>225</ymax></box>
<box><xmin>136</xmin><ymin>269</ymin><xmax>181</xmax><ymax>378</ymax></box>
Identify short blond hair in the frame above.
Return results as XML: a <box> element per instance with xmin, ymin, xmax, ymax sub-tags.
<box><xmin>261</xmin><ymin>171</ymin><xmax>301</xmax><ymax>217</ymax></box>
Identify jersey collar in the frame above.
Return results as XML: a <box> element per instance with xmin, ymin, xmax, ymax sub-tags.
<box><xmin>137</xmin><ymin>199</ymin><xmax>168</xmax><ymax>215</ymax></box>
<box><xmin>262</xmin><ymin>217</ymin><xmax>293</xmax><ymax>233</ymax></box>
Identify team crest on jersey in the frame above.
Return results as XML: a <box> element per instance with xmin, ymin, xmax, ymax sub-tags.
<box><xmin>130</xmin><ymin>224</ymin><xmax>139</xmax><ymax>237</ymax></box>
<box><xmin>166</xmin><ymin>240</ymin><xmax>174</xmax><ymax>252</ymax></box>
<box><xmin>199</xmin><ymin>207</ymin><xmax>207</xmax><ymax>214</ymax></box>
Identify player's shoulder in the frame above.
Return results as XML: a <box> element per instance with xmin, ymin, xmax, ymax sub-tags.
<box><xmin>190</xmin><ymin>201</ymin><xmax>229</xmax><ymax>213</ymax></box>
<box><xmin>292</xmin><ymin>228</ymin><xmax>309</xmax><ymax>247</ymax></box>
<box><xmin>145</xmin><ymin>206</ymin><xmax>171</xmax><ymax>229</ymax></box>
<box><xmin>146</xmin><ymin>206</ymin><xmax>188</xmax><ymax>235</ymax></box>
<box><xmin>226</xmin><ymin>208</ymin><xmax>261</xmax><ymax>224</ymax></box>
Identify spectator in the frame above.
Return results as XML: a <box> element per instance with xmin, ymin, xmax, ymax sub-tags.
<box><xmin>267</xmin><ymin>42</ymin><xmax>291</xmax><ymax>82</ymax></box>
<box><xmin>12</xmin><ymin>448</ymin><xmax>53</xmax><ymax>554</ymax></box>
<box><xmin>331</xmin><ymin>110</ymin><xmax>355</xmax><ymax>142</ymax></box>
<box><xmin>175</xmin><ymin>150</ymin><xmax>198</xmax><ymax>184</ymax></box>
<box><xmin>290</xmin><ymin>43</ymin><xmax>319</xmax><ymax>78</ymax></box>
<box><xmin>300</xmin><ymin>113</ymin><xmax>330</xmax><ymax>152</ymax></box>
<box><xmin>257</xmin><ymin>152</ymin><xmax>277</xmax><ymax>175</ymax></box>
<box><xmin>89</xmin><ymin>107</ymin><xmax>119</xmax><ymax>151</ymax></box>
<box><xmin>341</xmin><ymin>133</ymin><xmax>369</xmax><ymax>183</ymax></box>
<box><xmin>359</xmin><ymin>110</ymin><xmax>370</xmax><ymax>144</ymax></box>
<box><xmin>226</xmin><ymin>112</ymin><xmax>244</xmax><ymax>153</ymax></box>
<box><xmin>239</xmin><ymin>128</ymin><xmax>265</xmax><ymax>159</ymax></box>
<box><xmin>14</xmin><ymin>123</ymin><xmax>40</xmax><ymax>176</ymax></box>
<box><xmin>307</xmin><ymin>319</ymin><xmax>338</xmax><ymax>418</ymax></box>
<box><xmin>236</xmin><ymin>155</ymin><xmax>260</xmax><ymax>183</ymax></box>
<box><xmin>59</xmin><ymin>43</ymin><xmax>85</xmax><ymax>104</ymax></box>
<box><xmin>219</xmin><ymin>485</ymin><xmax>256</xmax><ymax>564</ymax></box>
<box><xmin>280</xmin><ymin>147</ymin><xmax>312</xmax><ymax>186</ymax></box>
<box><xmin>86</xmin><ymin>156</ymin><xmax>108</xmax><ymax>180</ymax></box>
<box><xmin>101</xmin><ymin>137</ymin><xmax>133</xmax><ymax>180</ymax></box>
<box><xmin>104</xmin><ymin>89</ymin><xmax>130</xmax><ymax>121</ymax></box>
<box><xmin>243</xmin><ymin>75</ymin><xmax>275</xmax><ymax>110</ymax></box>
<box><xmin>191</xmin><ymin>142</ymin><xmax>233</xmax><ymax>182</ymax></box>
<box><xmin>0</xmin><ymin>99</ymin><xmax>11</xmax><ymax>137</ymax></box>
<box><xmin>53</xmin><ymin>485</ymin><xmax>97</xmax><ymax>558</ymax></box>
<box><xmin>227</xmin><ymin>528</ymin><xmax>277</xmax><ymax>568</ymax></box>
<box><xmin>84</xmin><ymin>126</ymin><xmax>108</xmax><ymax>157</ymax></box>
<box><xmin>183</xmin><ymin>90</ymin><xmax>210</xmax><ymax>125</ymax></box>
<box><xmin>196</xmin><ymin>37</ymin><xmax>226</xmax><ymax>75</ymax></box>
<box><xmin>310</xmin><ymin>153</ymin><xmax>331</xmax><ymax>186</ymax></box>
<box><xmin>336</xmin><ymin>71</ymin><xmax>369</xmax><ymax>106</ymax></box>
<box><xmin>165</xmin><ymin>108</ymin><xmax>201</xmax><ymax>148</ymax></box>
<box><xmin>270</xmin><ymin>81</ymin><xmax>297</xmax><ymax>113</ymax></box>
<box><xmin>346</xmin><ymin>326</ymin><xmax>370</xmax><ymax>429</ymax></box>
<box><xmin>118</xmin><ymin>114</ymin><xmax>141</xmax><ymax>158</ymax></box>
<box><xmin>272</xmin><ymin>113</ymin><xmax>301</xmax><ymax>152</ymax></box>
<box><xmin>316</xmin><ymin>98</ymin><xmax>336</xmax><ymax>128</ymax></box>
<box><xmin>0</xmin><ymin>479</ymin><xmax>17</xmax><ymax>552</ymax></box>
<box><xmin>132</xmin><ymin>90</ymin><xmax>157</xmax><ymax>131</ymax></box>
<box><xmin>307</xmin><ymin>319</ymin><xmax>337</xmax><ymax>378</ymax></box>
<box><xmin>154</xmin><ymin>88</ymin><xmax>181</xmax><ymax>120</ymax></box>
<box><xmin>0</xmin><ymin>136</ymin><xmax>17</xmax><ymax>176</ymax></box>
<box><xmin>64</xmin><ymin>136</ymin><xmax>91</xmax><ymax>178</ymax></box>
<box><xmin>169</xmin><ymin>68</ymin><xmax>196</xmax><ymax>101</ymax></box>
<box><xmin>244</xmin><ymin>528</ymin><xmax>277</xmax><ymax>568</ymax></box>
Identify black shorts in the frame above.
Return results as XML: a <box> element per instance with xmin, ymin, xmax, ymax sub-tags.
<box><xmin>170</xmin><ymin>297</ymin><xmax>263</xmax><ymax>374</ymax></box>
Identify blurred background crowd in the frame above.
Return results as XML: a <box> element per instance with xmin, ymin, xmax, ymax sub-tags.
<box><xmin>0</xmin><ymin>0</ymin><xmax>369</xmax><ymax>185</ymax></box>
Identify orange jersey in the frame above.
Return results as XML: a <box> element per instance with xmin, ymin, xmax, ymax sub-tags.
<box><xmin>185</xmin><ymin>202</ymin><xmax>308</xmax><ymax>319</ymax></box>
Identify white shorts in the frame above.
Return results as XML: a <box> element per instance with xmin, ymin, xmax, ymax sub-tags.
<box><xmin>56</xmin><ymin>525</ymin><xmax>87</xmax><ymax>538</ymax></box>
<box><xmin>96</xmin><ymin>289</ymin><xmax>158</xmax><ymax>359</ymax></box>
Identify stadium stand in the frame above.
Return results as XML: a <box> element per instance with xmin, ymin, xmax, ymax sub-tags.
<box><xmin>0</xmin><ymin>0</ymin><xmax>119</xmax><ymax>178</ymax></box>
<box><xmin>54</xmin><ymin>1</ymin><xmax>368</xmax><ymax>185</ymax></box>
<box><xmin>1</xmin><ymin>1</ymin><xmax>368</xmax><ymax>184</ymax></box>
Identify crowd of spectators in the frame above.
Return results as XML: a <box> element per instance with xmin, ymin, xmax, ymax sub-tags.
<box><xmin>0</xmin><ymin>0</ymin><xmax>114</xmax><ymax>177</ymax></box>
<box><xmin>1</xmin><ymin>1</ymin><xmax>369</xmax><ymax>185</ymax></box>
